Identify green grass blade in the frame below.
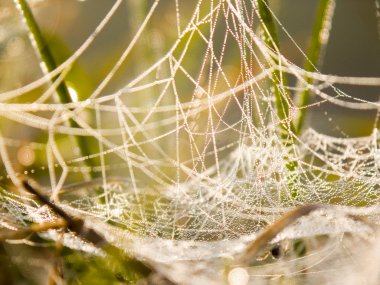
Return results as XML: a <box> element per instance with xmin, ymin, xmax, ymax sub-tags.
<box><xmin>256</xmin><ymin>0</ymin><xmax>299</xmax><ymax>193</ymax></box>
<box><xmin>256</xmin><ymin>0</ymin><xmax>295</xmax><ymax>136</ymax></box>
<box><xmin>14</xmin><ymin>0</ymin><xmax>95</xmax><ymax>178</ymax></box>
<box><xmin>295</xmin><ymin>0</ymin><xmax>335</xmax><ymax>134</ymax></box>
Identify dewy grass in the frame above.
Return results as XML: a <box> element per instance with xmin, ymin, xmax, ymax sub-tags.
<box><xmin>14</xmin><ymin>0</ymin><xmax>95</xmax><ymax>178</ymax></box>
<box><xmin>256</xmin><ymin>0</ymin><xmax>295</xmax><ymax>136</ymax></box>
<box><xmin>256</xmin><ymin>0</ymin><xmax>300</xmax><ymax>198</ymax></box>
<box><xmin>256</xmin><ymin>0</ymin><xmax>334</xmax><ymax>198</ymax></box>
<box><xmin>256</xmin><ymin>0</ymin><xmax>334</xmax><ymax>136</ymax></box>
<box><xmin>295</xmin><ymin>0</ymin><xmax>335</xmax><ymax>134</ymax></box>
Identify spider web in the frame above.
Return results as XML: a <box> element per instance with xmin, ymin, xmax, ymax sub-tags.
<box><xmin>1</xmin><ymin>0</ymin><xmax>380</xmax><ymax>284</ymax></box>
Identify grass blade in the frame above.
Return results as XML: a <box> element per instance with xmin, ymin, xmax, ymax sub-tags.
<box><xmin>14</xmin><ymin>0</ymin><xmax>95</xmax><ymax>178</ymax></box>
<box><xmin>256</xmin><ymin>0</ymin><xmax>295</xmax><ymax>136</ymax></box>
<box><xmin>295</xmin><ymin>0</ymin><xmax>335</xmax><ymax>134</ymax></box>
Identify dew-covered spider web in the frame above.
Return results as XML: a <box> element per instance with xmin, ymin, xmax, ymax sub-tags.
<box><xmin>1</xmin><ymin>0</ymin><xmax>380</xmax><ymax>284</ymax></box>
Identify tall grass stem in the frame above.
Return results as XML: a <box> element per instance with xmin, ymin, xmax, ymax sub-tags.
<box><xmin>256</xmin><ymin>0</ymin><xmax>295</xmax><ymax>136</ymax></box>
<box><xmin>295</xmin><ymin>0</ymin><xmax>335</xmax><ymax>134</ymax></box>
<box><xmin>14</xmin><ymin>0</ymin><xmax>95</xmax><ymax>178</ymax></box>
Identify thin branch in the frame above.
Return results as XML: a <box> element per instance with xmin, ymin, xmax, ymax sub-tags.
<box><xmin>21</xmin><ymin>181</ymin><xmax>152</xmax><ymax>279</ymax></box>
<box><xmin>22</xmin><ymin>180</ymin><xmax>104</xmax><ymax>246</ymax></box>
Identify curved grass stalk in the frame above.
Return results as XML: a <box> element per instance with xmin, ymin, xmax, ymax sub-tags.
<box><xmin>295</xmin><ymin>0</ymin><xmax>335</xmax><ymax>134</ymax></box>
<box><xmin>14</xmin><ymin>0</ymin><xmax>95</xmax><ymax>178</ymax></box>
<box><xmin>235</xmin><ymin>204</ymin><xmax>324</xmax><ymax>265</ymax></box>
<box><xmin>233</xmin><ymin>203</ymin><xmax>372</xmax><ymax>266</ymax></box>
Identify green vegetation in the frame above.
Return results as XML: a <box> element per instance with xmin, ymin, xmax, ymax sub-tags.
<box><xmin>14</xmin><ymin>0</ymin><xmax>95</xmax><ymax>177</ymax></box>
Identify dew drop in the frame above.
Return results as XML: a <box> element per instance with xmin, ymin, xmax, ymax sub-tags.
<box><xmin>228</xmin><ymin>268</ymin><xmax>249</xmax><ymax>285</ymax></box>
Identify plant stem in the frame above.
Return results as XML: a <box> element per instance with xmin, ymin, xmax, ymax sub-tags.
<box><xmin>256</xmin><ymin>0</ymin><xmax>298</xmax><ymax>189</ymax></box>
<box><xmin>256</xmin><ymin>0</ymin><xmax>295</xmax><ymax>136</ymax></box>
<box><xmin>14</xmin><ymin>0</ymin><xmax>94</xmax><ymax>178</ymax></box>
<box><xmin>295</xmin><ymin>0</ymin><xmax>335</xmax><ymax>134</ymax></box>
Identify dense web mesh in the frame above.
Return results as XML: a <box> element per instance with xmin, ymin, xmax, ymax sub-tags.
<box><xmin>1</xmin><ymin>0</ymin><xmax>380</xmax><ymax>284</ymax></box>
